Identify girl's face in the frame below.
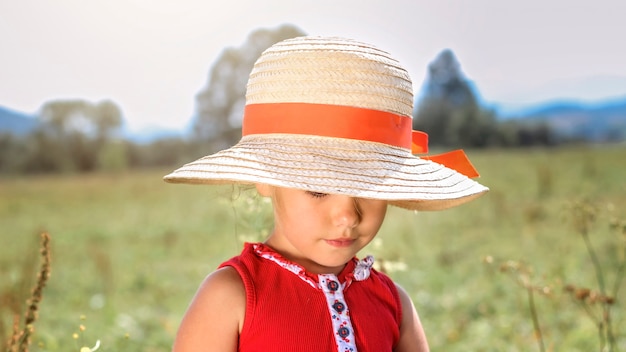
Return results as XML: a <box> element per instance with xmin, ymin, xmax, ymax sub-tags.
<box><xmin>256</xmin><ymin>184</ymin><xmax>388</xmax><ymax>275</ymax></box>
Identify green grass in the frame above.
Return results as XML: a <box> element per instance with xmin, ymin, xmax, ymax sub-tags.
<box><xmin>1</xmin><ymin>146</ymin><xmax>625</xmax><ymax>351</ymax></box>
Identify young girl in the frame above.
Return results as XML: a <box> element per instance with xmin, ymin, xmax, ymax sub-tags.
<box><xmin>164</xmin><ymin>36</ymin><xmax>488</xmax><ymax>352</ymax></box>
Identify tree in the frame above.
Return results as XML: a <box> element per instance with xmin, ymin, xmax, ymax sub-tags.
<box><xmin>423</xmin><ymin>49</ymin><xmax>478</xmax><ymax>108</ymax></box>
<box><xmin>192</xmin><ymin>24</ymin><xmax>306</xmax><ymax>152</ymax></box>
<box><xmin>0</xmin><ymin>134</ymin><xmax>29</xmax><ymax>173</ymax></box>
<box><xmin>35</xmin><ymin>99</ymin><xmax>123</xmax><ymax>172</ymax></box>
<box><xmin>413</xmin><ymin>49</ymin><xmax>497</xmax><ymax>148</ymax></box>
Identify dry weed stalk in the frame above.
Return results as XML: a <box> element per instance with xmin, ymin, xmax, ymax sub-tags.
<box><xmin>495</xmin><ymin>258</ymin><xmax>551</xmax><ymax>352</ymax></box>
<box><xmin>567</xmin><ymin>201</ymin><xmax>623</xmax><ymax>352</ymax></box>
<box><xmin>5</xmin><ymin>232</ymin><xmax>51</xmax><ymax>352</ymax></box>
<box><xmin>489</xmin><ymin>201</ymin><xmax>625</xmax><ymax>352</ymax></box>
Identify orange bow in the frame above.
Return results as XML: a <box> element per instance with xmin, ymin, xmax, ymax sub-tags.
<box><xmin>411</xmin><ymin>131</ymin><xmax>480</xmax><ymax>178</ymax></box>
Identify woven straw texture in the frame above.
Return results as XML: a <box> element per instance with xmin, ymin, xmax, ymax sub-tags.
<box><xmin>246</xmin><ymin>36</ymin><xmax>413</xmax><ymax>117</ymax></box>
<box><xmin>164</xmin><ymin>36</ymin><xmax>488</xmax><ymax>211</ymax></box>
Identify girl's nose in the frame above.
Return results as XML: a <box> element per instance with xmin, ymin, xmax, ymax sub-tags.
<box><xmin>331</xmin><ymin>196</ymin><xmax>361</xmax><ymax>229</ymax></box>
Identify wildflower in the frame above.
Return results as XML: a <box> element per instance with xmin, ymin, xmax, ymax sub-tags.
<box><xmin>80</xmin><ymin>340</ymin><xmax>100</xmax><ymax>352</ymax></box>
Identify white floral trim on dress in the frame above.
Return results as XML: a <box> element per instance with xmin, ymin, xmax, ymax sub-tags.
<box><xmin>252</xmin><ymin>243</ymin><xmax>319</xmax><ymax>289</ymax></box>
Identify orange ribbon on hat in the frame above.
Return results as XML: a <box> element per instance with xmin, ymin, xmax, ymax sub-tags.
<box><xmin>243</xmin><ymin>103</ymin><xmax>480</xmax><ymax>178</ymax></box>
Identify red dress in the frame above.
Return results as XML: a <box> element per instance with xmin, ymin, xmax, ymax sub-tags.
<box><xmin>219</xmin><ymin>242</ymin><xmax>402</xmax><ymax>352</ymax></box>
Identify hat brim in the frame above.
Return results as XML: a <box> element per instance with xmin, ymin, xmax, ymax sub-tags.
<box><xmin>163</xmin><ymin>134</ymin><xmax>488</xmax><ymax>211</ymax></box>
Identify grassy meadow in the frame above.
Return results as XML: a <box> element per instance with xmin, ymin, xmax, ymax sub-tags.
<box><xmin>1</xmin><ymin>145</ymin><xmax>625</xmax><ymax>351</ymax></box>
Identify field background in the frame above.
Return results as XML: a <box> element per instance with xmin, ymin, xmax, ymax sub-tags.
<box><xmin>1</xmin><ymin>146</ymin><xmax>625</xmax><ymax>351</ymax></box>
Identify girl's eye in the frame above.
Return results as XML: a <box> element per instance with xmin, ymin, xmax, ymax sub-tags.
<box><xmin>307</xmin><ymin>191</ymin><xmax>328</xmax><ymax>198</ymax></box>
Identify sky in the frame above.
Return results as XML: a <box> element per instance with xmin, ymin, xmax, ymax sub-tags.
<box><xmin>2</xmin><ymin>0</ymin><xmax>626</xmax><ymax>133</ymax></box>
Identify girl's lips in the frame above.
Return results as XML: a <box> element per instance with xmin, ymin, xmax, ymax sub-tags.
<box><xmin>324</xmin><ymin>239</ymin><xmax>356</xmax><ymax>247</ymax></box>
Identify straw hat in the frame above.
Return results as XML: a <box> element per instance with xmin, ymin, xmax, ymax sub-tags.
<box><xmin>164</xmin><ymin>36</ymin><xmax>488</xmax><ymax>211</ymax></box>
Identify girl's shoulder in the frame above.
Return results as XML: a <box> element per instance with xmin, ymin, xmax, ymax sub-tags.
<box><xmin>200</xmin><ymin>266</ymin><xmax>246</xmax><ymax>300</ymax></box>
<box><xmin>172</xmin><ymin>267</ymin><xmax>245</xmax><ymax>351</ymax></box>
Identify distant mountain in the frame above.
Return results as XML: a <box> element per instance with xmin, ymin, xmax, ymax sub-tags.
<box><xmin>489</xmin><ymin>75</ymin><xmax>626</xmax><ymax>113</ymax></box>
<box><xmin>0</xmin><ymin>106</ymin><xmax>38</xmax><ymax>135</ymax></box>
<box><xmin>499</xmin><ymin>96</ymin><xmax>626</xmax><ymax>141</ymax></box>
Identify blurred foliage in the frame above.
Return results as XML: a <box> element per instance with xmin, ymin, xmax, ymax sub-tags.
<box><xmin>414</xmin><ymin>49</ymin><xmax>557</xmax><ymax>148</ymax></box>
<box><xmin>0</xmin><ymin>99</ymin><xmax>124</xmax><ymax>174</ymax></box>
<box><xmin>192</xmin><ymin>24</ymin><xmax>306</xmax><ymax>152</ymax></box>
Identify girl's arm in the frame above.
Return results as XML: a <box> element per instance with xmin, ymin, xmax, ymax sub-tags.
<box><xmin>172</xmin><ymin>267</ymin><xmax>245</xmax><ymax>352</ymax></box>
<box><xmin>394</xmin><ymin>284</ymin><xmax>430</xmax><ymax>352</ymax></box>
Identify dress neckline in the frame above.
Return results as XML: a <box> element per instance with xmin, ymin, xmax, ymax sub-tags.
<box><xmin>247</xmin><ymin>242</ymin><xmax>373</xmax><ymax>290</ymax></box>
